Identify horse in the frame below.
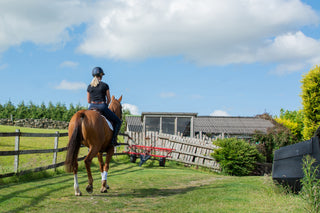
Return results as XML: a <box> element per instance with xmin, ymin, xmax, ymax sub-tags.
<box><xmin>65</xmin><ymin>95</ymin><xmax>122</xmax><ymax>196</ymax></box>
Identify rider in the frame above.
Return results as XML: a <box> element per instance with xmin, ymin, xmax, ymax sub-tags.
<box><xmin>87</xmin><ymin>67</ymin><xmax>122</xmax><ymax>147</ymax></box>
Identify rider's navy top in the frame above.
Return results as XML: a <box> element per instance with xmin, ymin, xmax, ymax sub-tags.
<box><xmin>87</xmin><ymin>82</ymin><xmax>109</xmax><ymax>103</ymax></box>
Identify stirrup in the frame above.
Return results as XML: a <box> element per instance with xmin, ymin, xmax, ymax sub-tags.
<box><xmin>112</xmin><ymin>140</ymin><xmax>120</xmax><ymax>147</ymax></box>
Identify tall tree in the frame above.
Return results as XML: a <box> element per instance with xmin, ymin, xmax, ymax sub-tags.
<box><xmin>16</xmin><ymin>101</ymin><xmax>28</xmax><ymax>119</ymax></box>
<box><xmin>2</xmin><ymin>101</ymin><xmax>16</xmax><ymax>119</ymax></box>
<box><xmin>300</xmin><ymin>65</ymin><xmax>320</xmax><ymax>139</ymax></box>
<box><xmin>275</xmin><ymin>108</ymin><xmax>304</xmax><ymax>141</ymax></box>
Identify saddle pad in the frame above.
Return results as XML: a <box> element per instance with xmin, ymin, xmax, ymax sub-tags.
<box><xmin>104</xmin><ymin>116</ymin><xmax>114</xmax><ymax>131</ymax></box>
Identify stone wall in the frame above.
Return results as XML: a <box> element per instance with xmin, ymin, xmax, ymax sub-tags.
<box><xmin>0</xmin><ymin>118</ymin><xmax>69</xmax><ymax>129</ymax></box>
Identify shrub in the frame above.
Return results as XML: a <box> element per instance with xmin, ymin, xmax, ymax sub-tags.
<box><xmin>211</xmin><ymin>138</ymin><xmax>264</xmax><ymax>176</ymax></box>
<box><xmin>253</xmin><ymin>113</ymin><xmax>299</xmax><ymax>163</ymax></box>
<box><xmin>301</xmin><ymin>155</ymin><xmax>320</xmax><ymax>213</ymax></box>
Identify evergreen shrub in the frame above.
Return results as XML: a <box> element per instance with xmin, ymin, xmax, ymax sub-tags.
<box><xmin>212</xmin><ymin>138</ymin><xmax>264</xmax><ymax>176</ymax></box>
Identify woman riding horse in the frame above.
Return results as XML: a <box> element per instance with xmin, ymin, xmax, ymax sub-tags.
<box><xmin>65</xmin><ymin>67</ymin><xmax>123</xmax><ymax>196</ymax></box>
<box><xmin>65</xmin><ymin>95</ymin><xmax>122</xmax><ymax>196</ymax></box>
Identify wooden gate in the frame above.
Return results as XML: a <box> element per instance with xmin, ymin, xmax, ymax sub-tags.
<box><xmin>125</xmin><ymin>131</ymin><xmax>220</xmax><ymax>171</ymax></box>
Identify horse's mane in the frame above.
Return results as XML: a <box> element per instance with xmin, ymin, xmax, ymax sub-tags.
<box><xmin>110</xmin><ymin>97</ymin><xmax>122</xmax><ymax>120</ymax></box>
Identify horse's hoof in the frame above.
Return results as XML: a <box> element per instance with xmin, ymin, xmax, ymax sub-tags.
<box><xmin>86</xmin><ymin>185</ymin><xmax>93</xmax><ymax>194</ymax></box>
<box><xmin>75</xmin><ymin>191</ymin><xmax>82</xmax><ymax>196</ymax></box>
<box><xmin>100</xmin><ymin>187</ymin><xmax>108</xmax><ymax>193</ymax></box>
<box><xmin>106</xmin><ymin>185</ymin><xmax>110</xmax><ymax>189</ymax></box>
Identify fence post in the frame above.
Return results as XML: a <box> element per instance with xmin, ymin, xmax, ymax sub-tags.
<box><xmin>52</xmin><ymin>131</ymin><xmax>59</xmax><ymax>171</ymax></box>
<box><xmin>14</xmin><ymin>129</ymin><xmax>20</xmax><ymax>173</ymax></box>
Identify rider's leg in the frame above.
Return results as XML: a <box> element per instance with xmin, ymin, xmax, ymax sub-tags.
<box><xmin>104</xmin><ymin>108</ymin><xmax>122</xmax><ymax>146</ymax></box>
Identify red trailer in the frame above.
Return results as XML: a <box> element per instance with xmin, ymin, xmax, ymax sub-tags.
<box><xmin>126</xmin><ymin>144</ymin><xmax>174</xmax><ymax>166</ymax></box>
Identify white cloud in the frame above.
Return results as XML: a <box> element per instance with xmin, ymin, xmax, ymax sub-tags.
<box><xmin>210</xmin><ymin>110</ymin><xmax>230</xmax><ymax>116</ymax></box>
<box><xmin>0</xmin><ymin>0</ymin><xmax>91</xmax><ymax>52</ymax></box>
<box><xmin>123</xmin><ymin>103</ymin><xmax>140</xmax><ymax>115</ymax></box>
<box><xmin>190</xmin><ymin>94</ymin><xmax>204</xmax><ymax>99</ymax></box>
<box><xmin>60</xmin><ymin>61</ymin><xmax>79</xmax><ymax>68</ymax></box>
<box><xmin>0</xmin><ymin>0</ymin><xmax>319</xmax><ymax>74</ymax></box>
<box><xmin>258</xmin><ymin>31</ymin><xmax>320</xmax><ymax>74</ymax></box>
<box><xmin>55</xmin><ymin>80</ymin><xmax>86</xmax><ymax>90</ymax></box>
<box><xmin>0</xmin><ymin>64</ymin><xmax>8</xmax><ymax>70</ymax></box>
<box><xmin>77</xmin><ymin>0</ymin><xmax>319</xmax><ymax>71</ymax></box>
<box><xmin>160</xmin><ymin>92</ymin><xmax>176</xmax><ymax>98</ymax></box>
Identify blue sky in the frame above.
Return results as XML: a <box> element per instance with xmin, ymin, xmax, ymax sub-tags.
<box><xmin>0</xmin><ymin>0</ymin><xmax>319</xmax><ymax>116</ymax></box>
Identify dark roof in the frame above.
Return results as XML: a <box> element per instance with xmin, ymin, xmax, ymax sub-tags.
<box><xmin>194</xmin><ymin>116</ymin><xmax>273</xmax><ymax>135</ymax></box>
<box><xmin>126</xmin><ymin>115</ymin><xmax>274</xmax><ymax>135</ymax></box>
<box><xmin>126</xmin><ymin>116</ymin><xmax>143</xmax><ymax>132</ymax></box>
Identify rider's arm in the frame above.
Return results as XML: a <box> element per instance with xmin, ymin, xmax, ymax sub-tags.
<box><xmin>106</xmin><ymin>90</ymin><xmax>111</xmax><ymax>105</ymax></box>
<box><xmin>87</xmin><ymin>92</ymin><xmax>91</xmax><ymax>103</ymax></box>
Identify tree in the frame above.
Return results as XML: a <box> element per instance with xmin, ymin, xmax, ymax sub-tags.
<box><xmin>120</xmin><ymin>109</ymin><xmax>131</xmax><ymax>134</ymax></box>
<box><xmin>300</xmin><ymin>65</ymin><xmax>320</xmax><ymax>139</ymax></box>
<box><xmin>274</xmin><ymin>109</ymin><xmax>304</xmax><ymax>141</ymax></box>
<box><xmin>16</xmin><ymin>101</ymin><xmax>28</xmax><ymax>119</ymax></box>
<box><xmin>254</xmin><ymin>113</ymin><xmax>298</xmax><ymax>163</ymax></box>
<box><xmin>1</xmin><ymin>101</ymin><xmax>16</xmax><ymax>119</ymax></box>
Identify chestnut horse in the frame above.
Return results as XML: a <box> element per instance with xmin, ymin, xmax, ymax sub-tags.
<box><xmin>65</xmin><ymin>95</ymin><xmax>122</xmax><ymax>196</ymax></box>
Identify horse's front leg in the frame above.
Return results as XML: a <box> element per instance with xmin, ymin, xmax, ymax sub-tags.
<box><xmin>84</xmin><ymin>149</ymin><xmax>98</xmax><ymax>194</ymax></box>
<box><xmin>97</xmin><ymin>152</ymin><xmax>108</xmax><ymax>193</ymax></box>
<box><xmin>101</xmin><ymin>147</ymin><xmax>114</xmax><ymax>193</ymax></box>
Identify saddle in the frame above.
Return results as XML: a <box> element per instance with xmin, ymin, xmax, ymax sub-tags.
<box><xmin>90</xmin><ymin>108</ymin><xmax>114</xmax><ymax>131</ymax></box>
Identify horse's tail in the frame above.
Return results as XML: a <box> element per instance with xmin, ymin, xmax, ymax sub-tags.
<box><xmin>65</xmin><ymin>111</ymin><xmax>85</xmax><ymax>173</ymax></box>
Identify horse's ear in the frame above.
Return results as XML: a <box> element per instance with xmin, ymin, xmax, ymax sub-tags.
<box><xmin>118</xmin><ymin>95</ymin><xmax>122</xmax><ymax>102</ymax></box>
<box><xmin>112</xmin><ymin>95</ymin><xmax>115</xmax><ymax>100</ymax></box>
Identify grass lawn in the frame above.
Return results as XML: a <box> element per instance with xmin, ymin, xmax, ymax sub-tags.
<box><xmin>0</xmin><ymin>158</ymin><xmax>306</xmax><ymax>213</ymax></box>
<box><xmin>0</xmin><ymin>125</ymin><xmax>307</xmax><ymax>212</ymax></box>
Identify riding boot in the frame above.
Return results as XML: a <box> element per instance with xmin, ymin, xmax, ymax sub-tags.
<box><xmin>111</xmin><ymin>120</ymin><xmax>122</xmax><ymax>146</ymax></box>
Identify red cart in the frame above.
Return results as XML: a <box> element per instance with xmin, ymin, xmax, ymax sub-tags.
<box><xmin>126</xmin><ymin>145</ymin><xmax>174</xmax><ymax>166</ymax></box>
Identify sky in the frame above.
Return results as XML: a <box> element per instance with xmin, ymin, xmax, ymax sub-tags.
<box><xmin>0</xmin><ymin>0</ymin><xmax>320</xmax><ymax>117</ymax></box>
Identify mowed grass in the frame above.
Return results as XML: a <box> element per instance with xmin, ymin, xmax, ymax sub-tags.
<box><xmin>0</xmin><ymin>125</ymin><xmax>306</xmax><ymax>212</ymax></box>
<box><xmin>0</xmin><ymin>159</ymin><xmax>305</xmax><ymax>213</ymax></box>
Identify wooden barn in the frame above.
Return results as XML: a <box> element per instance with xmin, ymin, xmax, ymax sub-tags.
<box><xmin>125</xmin><ymin>112</ymin><xmax>274</xmax><ymax>139</ymax></box>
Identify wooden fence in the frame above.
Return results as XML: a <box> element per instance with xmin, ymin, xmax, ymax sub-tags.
<box><xmin>0</xmin><ymin>130</ymin><xmax>127</xmax><ymax>178</ymax></box>
<box><xmin>0</xmin><ymin>129</ymin><xmax>220</xmax><ymax>178</ymax></box>
<box><xmin>125</xmin><ymin>131</ymin><xmax>220</xmax><ymax>171</ymax></box>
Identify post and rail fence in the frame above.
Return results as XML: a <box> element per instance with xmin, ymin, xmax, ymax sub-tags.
<box><xmin>0</xmin><ymin>130</ymin><xmax>220</xmax><ymax>179</ymax></box>
<box><xmin>0</xmin><ymin>130</ymin><xmax>128</xmax><ymax>178</ymax></box>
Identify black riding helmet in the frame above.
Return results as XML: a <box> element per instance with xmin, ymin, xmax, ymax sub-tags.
<box><xmin>92</xmin><ymin>67</ymin><xmax>105</xmax><ymax>77</ymax></box>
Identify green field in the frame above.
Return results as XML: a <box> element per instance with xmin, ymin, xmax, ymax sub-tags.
<box><xmin>0</xmin><ymin>125</ymin><xmax>70</xmax><ymax>174</ymax></box>
<box><xmin>0</xmin><ymin>125</ymin><xmax>306</xmax><ymax>212</ymax></box>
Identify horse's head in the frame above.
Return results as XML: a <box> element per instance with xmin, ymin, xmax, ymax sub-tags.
<box><xmin>109</xmin><ymin>95</ymin><xmax>123</xmax><ymax>120</ymax></box>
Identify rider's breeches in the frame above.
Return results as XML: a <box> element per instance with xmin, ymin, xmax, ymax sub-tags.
<box><xmin>89</xmin><ymin>103</ymin><xmax>122</xmax><ymax>143</ymax></box>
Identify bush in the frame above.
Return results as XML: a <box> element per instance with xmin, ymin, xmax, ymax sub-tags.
<box><xmin>211</xmin><ymin>138</ymin><xmax>264</xmax><ymax>176</ymax></box>
<box><xmin>254</xmin><ymin>113</ymin><xmax>299</xmax><ymax>163</ymax></box>
<box><xmin>301</xmin><ymin>155</ymin><xmax>320</xmax><ymax>213</ymax></box>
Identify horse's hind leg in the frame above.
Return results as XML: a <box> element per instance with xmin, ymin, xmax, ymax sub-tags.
<box><xmin>84</xmin><ymin>148</ymin><xmax>99</xmax><ymax>194</ymax></box>
<box><xmin>74</xmin><ymin>173</ymin><xmax>82</xmax><ymax>196</ymax></box>
<box><xmin>73</xmin><ymin>163</ymin><xmax>82</xmax><ymax>196</ymax></box>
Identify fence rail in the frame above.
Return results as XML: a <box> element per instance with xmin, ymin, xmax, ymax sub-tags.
<box><xmin>0</xmin><ymin>130</ymin><xmax>127</xmax><ymax>178</ymax></box>
<box><xmin>0</xmin><ymin>129</ymin><xmax>220</xmax><ymax>178</ymax></box>
<box><xmin>125</xmin><ymin>131</ymin><xmax>220</xmax><ymax>171</ymax></box>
